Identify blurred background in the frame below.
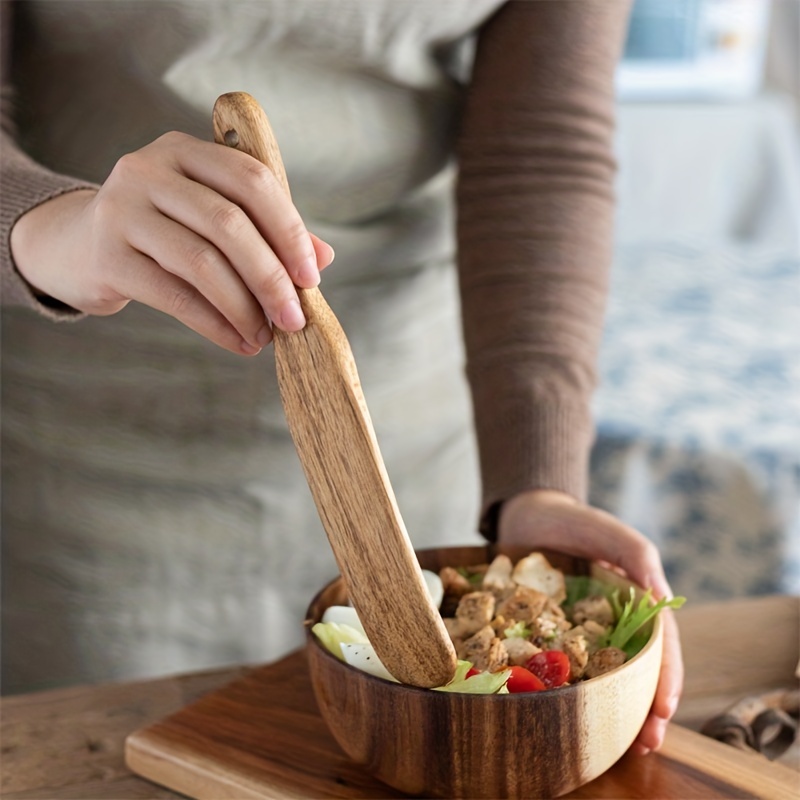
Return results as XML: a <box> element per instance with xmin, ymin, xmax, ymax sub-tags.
<box><xmin>589</xmin><ymin>0</ymin><xmax>799</xmax><ymax>602</ymax></box>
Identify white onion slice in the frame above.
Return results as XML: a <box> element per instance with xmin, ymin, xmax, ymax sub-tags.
<box><xmin>321</xmin><ymin>605</ymin><xmax>366</xmax><ymax>634</ymax></box>
<box><xmin>340</xmin><ymin>642</ymin><xmax>398</xmax><ymax>682</ymax></box>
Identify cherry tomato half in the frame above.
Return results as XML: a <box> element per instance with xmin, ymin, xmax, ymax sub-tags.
<box><xmin>505</xmin><ymin>665</ymin><xmax>546</xmax><ymax>693</ymax></box>
<box><xmin>525</xmin><ymin>650</ymin><xmax>571</xmax><ymax>688</ymax></box>
<box><xmin>465</xmin><ymin>666</ymin><xmax>481</xmax><ymax>679</ymax></box>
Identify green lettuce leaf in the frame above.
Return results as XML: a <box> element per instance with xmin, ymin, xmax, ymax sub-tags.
<box><xmin>456</xmin><ymin>566</ymin><xmax>484</xmax><ymax>587</ymax></box>
<box><xmin>608</xmin><ymin>588</ymin><xmax>686</xmax><ymax>658</ymax></box>
<box><xmin>448</xmin><ymin>660</ymin><xmax>473</xmax><ymax>684</ymax></box>
<box><xmin>563</xmin><ymin>575</ymin><xmax>616</xmax><ymax>608</ymax></box>
<box><xmin>312</xmin><ymin>621</ymin><xmax>369</xmax><ymax>661</ymax></box>
<box><xmin>434</xmin><ymin>667</ymin><xmax>510</xmax><ymax>694</ymax></box>
<box><xmin>503</xmin><ymin>620</ymin><xmax>532</xmax><ymax>640</ymax></box>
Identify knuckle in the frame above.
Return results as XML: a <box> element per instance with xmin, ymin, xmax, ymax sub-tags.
<box><xmin>184</xmin><ymin>243</ymin><xmax>223</xmax><ymax>279</ymax></box>
<box><xmin>112</xmin><ymin>132</ymin><xmax>187</xmax><ymax>181</ymax></box>
<box><xmin>281</xmin><ymin>218</ymin><xmax>311</xmax><ymax>253</ymax></box>
<box><xmin>167</xmin><ymin>285</ymin><xmax>198</xmax><ymax>318</ymax></box>
<box><xmin>210</xmin><ymin>203</ymin><xmax>249</xmax><ymax>239</ymax></box>
<box><xmin>241</xmin><ymin>160</ymin><xmax>279</xmax><ymax>196</ymax></box>
<box><xmin>110</xmin><ymin>151</ymin><xmax>142</xmax><ymax>182</ymax></box>
<box><xmin>154</xmin><ymin>130</ymin><xmax>188</xmax><ymax>150</ymax></box>
<box><xmin>253</xmin><ymin>266</ymin><xmax>288</xmax><ymax>303</ymax></box>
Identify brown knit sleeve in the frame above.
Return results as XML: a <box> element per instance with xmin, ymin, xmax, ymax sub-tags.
<box><xmin>456</xmin><ymin>0</ymin><xmax>632</xmax><ymax>537</ymax></box>
<box><xmin>0</xmin><ymin>0</ymin><xmax>95</xmax><ymax>318</ymax></box>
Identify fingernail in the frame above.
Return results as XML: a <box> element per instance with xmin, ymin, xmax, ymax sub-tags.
<box><xmin>256</xmin><ymin>322</ymin><xmax>272</xmax><ymax>347</ymax></box>
<box><xmin>322</xmin><ymin>243</ymin><xmax>335</xmax><ymax>267</ymax></box>
<box><xmin>280</xmin><ymin>298</ymin><xmax>306</xmax><ymax>331</ymax></box>
<box><xmin>298</xmin><ymin>255</ymin><xmax>320</xmax><ymax>288</ymax></box>
<box><xmin>240</xmin><ymin>341</ymin><xmax>261</xmax><ymax>356</ymax></box>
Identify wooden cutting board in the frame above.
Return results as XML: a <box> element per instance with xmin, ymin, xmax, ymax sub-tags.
<box><xmin>125</xmin><ymin>650</ymin><xmax>798</xmax><ymax>800</ymax></box>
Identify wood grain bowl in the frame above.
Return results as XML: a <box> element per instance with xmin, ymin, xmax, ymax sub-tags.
<box><xmin>304</xmin><ymin>545</ymin><xmax>663</xmax><ymax>799</ymax></box>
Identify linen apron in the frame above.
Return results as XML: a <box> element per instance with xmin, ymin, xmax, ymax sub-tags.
<box><xmin>1</xmin><ymin>0</ymin><xmax>504</xmax><ymax>692</ymax></box>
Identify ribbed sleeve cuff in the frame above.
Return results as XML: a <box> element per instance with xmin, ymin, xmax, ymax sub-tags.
<box><xmin>1</xmin><ymin>135</ymin><xmax>96</xmax><ymax>320</ymax></box>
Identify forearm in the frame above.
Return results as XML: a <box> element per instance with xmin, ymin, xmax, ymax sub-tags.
<box><xmin>1</xmin><ymin>0</ymin><xmax>96</xmax><ymax>318</ymax></box>
<box><xmin>457</xmin><ymin>0</ymin><xmax>632</xmax><ymax>534</ymax></box>
<box><xmin>1</xmin><ymin>131</ymin><xmax>97</xmax><ymax>316</ymax></box>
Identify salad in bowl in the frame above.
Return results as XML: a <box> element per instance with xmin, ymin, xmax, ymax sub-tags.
<box><xmin>312</xmin><ymin>550</ymin><xmax>683</xmax><ymax>694</ymax></box>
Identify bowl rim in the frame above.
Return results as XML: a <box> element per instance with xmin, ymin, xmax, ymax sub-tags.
<box><xmin>304</xmin><ymin>548</ymin><xmax>664</xmax><ymax>698</ymax></box>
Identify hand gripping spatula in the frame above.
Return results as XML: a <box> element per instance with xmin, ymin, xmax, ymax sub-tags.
<box><xmin>213</xmin><ymin>92</ymin><xmax>457</xmax><ymax>688</ymax></box>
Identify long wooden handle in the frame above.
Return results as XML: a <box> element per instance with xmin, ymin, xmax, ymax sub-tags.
<box><xmin>212</xmin><ymin>93</ymin><xmax>369</xmax><ymax>510</ymax></box>
<box><xmin>211</xmin><ymin>91</ymin><xmax>322</xmax><ymax>327</ymax></box>
<box><xmin>212</xmin><ymin>92</ymin><xmax>289</xmax><ymax>194</ymax></box>
<box><xmin>212</xmin><ymin>92</ymin><xmax>458</xmax><ymax>688</ymax></box>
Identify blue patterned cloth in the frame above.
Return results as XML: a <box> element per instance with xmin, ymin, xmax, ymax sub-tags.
<box><xmin>589</xmin><ymin>98</ymin><xmax>800</xmax><ymax>602</ymax></box>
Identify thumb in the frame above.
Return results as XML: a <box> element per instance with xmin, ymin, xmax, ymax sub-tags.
<box><xmin>500</xmin><ymin>491</ymin><xmax>674</xmax><ymax>600</ymax></box>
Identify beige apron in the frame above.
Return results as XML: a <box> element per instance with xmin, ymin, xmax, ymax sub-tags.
<box><xmin>1</xmin><ymin>0</ymin><xmax>503</xmax><ymax>692</ymax></box>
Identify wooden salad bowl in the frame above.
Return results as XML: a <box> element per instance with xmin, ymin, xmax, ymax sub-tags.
<box><xmin>304</xmin><ymin>544</ymin><xmax>664</xmax><ymax>799</ymax></box>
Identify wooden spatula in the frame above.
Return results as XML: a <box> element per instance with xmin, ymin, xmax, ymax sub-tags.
<box><xmin>213</xmin><ymin>92</ymin><xmax>457</xmax><ymax>688</ymax></box>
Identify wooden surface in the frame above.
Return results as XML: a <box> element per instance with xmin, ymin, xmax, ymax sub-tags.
<box><xmin>124</xmin><ymin>650</ymin><xmax>797</xmax><ymax>800</ymax></box>
<box><xmin>2</xmin><ymin>666</ymin><xmax>252</xmax><ymax>800</ymax></box>
<box><xmin>675</xmin><ymin>593</ymin><xmax>800</xmax><ymax>733</ymax></box>
<box><xmin>211</xmin><ymin>92</ymin><xmax>457</xmax><ymax>689</ymax></box>
<box><xmin>2</xmin><ymin>596</ymin><xmax>798</xmax><ymax>799</ymax></box>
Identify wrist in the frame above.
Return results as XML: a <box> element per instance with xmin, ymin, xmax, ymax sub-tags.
<box><xmin>497</xmin><ymin>489</ymin><xmax>579</xmax><ymax>547</ymax></box>
<box><xmin>501</xmin><ymin>488</ymin><xmax>578</xmax><ymax>518</ymax></box>
<box><xmin>10</xmin><ymin>189</ymin><xmax>97</xmax><ymax>298</ymax></box>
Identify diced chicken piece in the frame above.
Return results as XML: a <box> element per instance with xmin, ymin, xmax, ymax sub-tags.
<box><xmin>457</xmin><ymin>625</ymin><xmax>508</xmax><ymax>672</ymax></box>
<box><xmin>571</xmin><ymin>595</ymin><xmax>615</xmax><ymax>627</ymax></box>
<box><xmin>545</xmin><ymin>599</ymin><xmax>568</xmax><ymax>623</ymax></box>
<box><xmin>497</xmin><ymin>586</ymin><xmax>548</xmax><ymax>623</ymax></box>
<box><xmin>578</xmin><ymin>620</ymin><xmax>610</xmax><ymax>652</ymax></box>
<box><xmin>454</xmin><ymin>591</ymin><xmax>496</xmax><ymax>638</ymax></box>
<box><xmin>530</xmin><ymin>600</ymin><xmax>572</xmax><ymax>642</ymax></box>
<box><xmin>501</xmin><ymin>637</ymin><xmax>541</xmax><ymax>666</ymax></box>
<box><xmin>496</xmin><ymin>584</ymin><xmax>518</xmax><ymax>603</ymax></box>
<box><xmin>439</xmin><ymin>567</ymin><xmax>473</xmax><ymax>599</ymax></box>
<box><xmin>512</xmin><ymin>553</ymin><xmax>567</xmax><ymax>604</ymax></box>
<box><xmin>585</xmin><ymin>647</ymin><xmax>627</xmax><ymax>678</ymax></box>
<box><xmin>530</xmin><ymin>617</ymin><xmax>563</xmax><ymax>642</ymax></box>
<box><xmin>491</xmin><ymin>614</ymin><xmax>509</xmax><ymax>638</ymax></box>
<box><xmin>443</xmin><ymin>617</ymin><xmax>465</xmax><ymax>650</ymax></box>
<box><xmin>555</xmin><ymin>629</ymin><xmax>589</xmax><ymax>681</ymax></box>
<box><xmin>439</xmin><ymin>567</ymin><xmax>474</xmax><ymax>616</ymax></box>
<box><xmin>482</xmin><ymin>554</ymin><xmax>514</xmax><ymax>597</ymax></box>
<box><xmin>457</xmin><ymin>624</ymin><xmax>493</xmax><ymax>662</ymax></box>
<box><xmin>484</xmin><ymin>637</ymin><xmax>510</xmax><ymax>672</ymax></box>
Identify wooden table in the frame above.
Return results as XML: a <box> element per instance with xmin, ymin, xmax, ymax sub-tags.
<box><xmin>3</xmin><ymin>595</ymin><xmax>798</xmax><ymax>799</ymax></box>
